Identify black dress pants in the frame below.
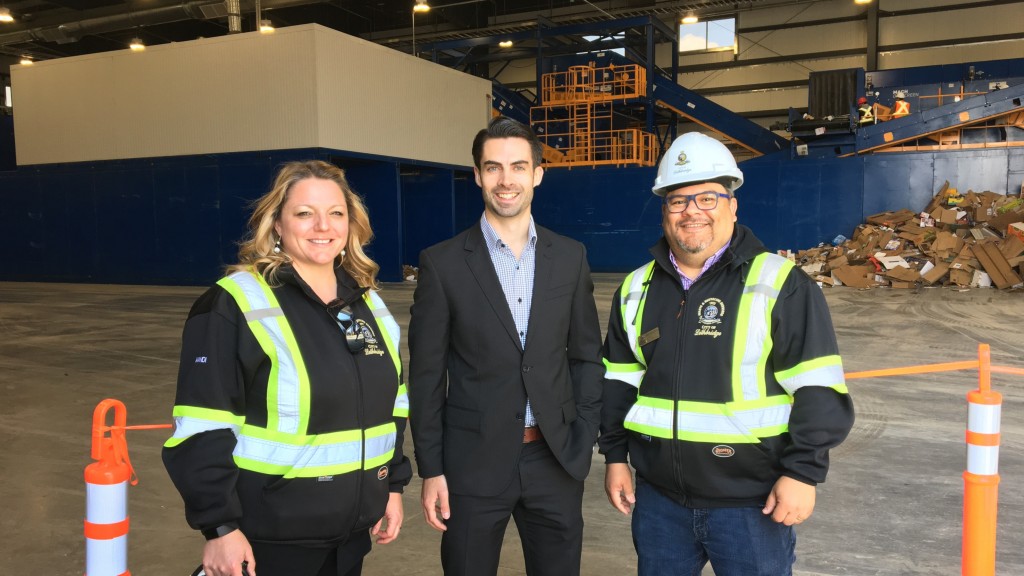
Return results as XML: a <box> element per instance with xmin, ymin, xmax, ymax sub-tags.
<box><xmin>440</xmin><ymin>439</ymin><xmax>585</xmax><ymax>576</ymax></box>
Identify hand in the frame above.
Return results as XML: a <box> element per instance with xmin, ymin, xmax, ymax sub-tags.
<box><xmin>201</xmin><ymin>529</ymin><xmax>255</xmax><ymax>576</ymax></box>
<box><xmin>371</xmin><ymin>492</ymin><xmax>404</xmax><ymax>544</ymax></box>
<box><xmin>421</xmin><ymin>475</ymin><xmax>450</xmax><ymax>532</ymax></box>
<box><xmin>604</xmin><ymin>463</ymin><xmax>635</xmax><ymax>515</ymax></box>
<box><xmin>762</xmin><ymin>475</ymin><xmax>816</xmax><ymax>526</ymax></box>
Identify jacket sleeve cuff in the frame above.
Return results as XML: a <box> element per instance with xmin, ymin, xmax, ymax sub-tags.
<box><xmin>602</xmin><ymin>446</ymin><xmax>629</xmax><ymax>464</ymax></box>
<box><xmin>201</xmin><ymin>522</ymin><xmax>240</xmax><ymax>540</ymax></box>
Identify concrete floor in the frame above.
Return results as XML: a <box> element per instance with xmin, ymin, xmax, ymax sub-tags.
<box><xmin>1</xmin><ymin>277</ymin><xmax>1022</xmax><ymax>576</ymax></box>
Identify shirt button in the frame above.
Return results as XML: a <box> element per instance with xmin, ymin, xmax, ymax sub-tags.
<box><xmin>516</xmin><ymin>412</ymin><xmax>524</xmax><ymax>420</ymax></box>
<box><xmin>518</xmin><ymin>298</ymin><xmax>522</xmax><ymax>303</ymax></box>
<box><xmin>522</xmin><ymin>365</ymin><xmax>531</xmax><ymax>373</ymax></box>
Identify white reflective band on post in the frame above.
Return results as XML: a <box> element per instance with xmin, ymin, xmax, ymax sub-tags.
<box><xmin>86</xmin><ymin>534</ymin><xmax>128</xmax><ymax>576</ymax></box>
<box><xmin>169</xmin><ymin>415</ymin><xmax>241</xmax><ymax>441</ymax></box>
<box><xmin>777</xmin><ymin>363</ymin><xmax>847</xmax><ymax>395</ymax></box>
<box><xmin>737</xmin><ymin>255</ymin><xmax>789</xmax><ymax>401</ymax></box>
<box><xmin>235</xmin><ymin>434</ymin><xmax>362</xmax><ymax>469</ymax></box>
<box><xmin>86</xmin><ymin>482</ymin><xmax>128</xmax><ymax>524</ymax></box>
<box><xmin>226</xmin><ymin>272</ymin><xmax>303</xmax><ymax>435</ymax></box>
<box><xmin>677</xmin><ymin>403</ymin><xmax>791</xmax><ymax>435</ymax></box>
<box><xmin>967</xmin><ymin>445</ymin><xmax>1000</xmax><ymax>476</ymax></box>
<box><xmin>968</xmin><ymin>404</ymin><xmax>1001</xmax><ymax>434</ymax></box>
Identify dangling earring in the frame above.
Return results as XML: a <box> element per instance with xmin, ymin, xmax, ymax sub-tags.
<box><xmin>273</xmin><ymin>238</ymin><xmax>282</xmax><ymax>254</ymax></box>
<box><xmin>339</xmin><ymin>248</ymin><xmax>346</xmax><ymax>263</ymax></box>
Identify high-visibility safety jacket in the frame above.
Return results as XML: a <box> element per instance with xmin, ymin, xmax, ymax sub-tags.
<box><xmin>858</xmin><ymin>104</ymin><xmax>874</xmax><ymax>124</ymax></box>
<box><xmin>893</xmin><ymin>99</ymin><xmax>910</xmax><ymax>118</ymax></box>
<box><xmin>163</xmin><ymin>266</ymin><xmax>411</xmax><ymax>544</ymax></box>
<box><xmin>599</xmin><ymin>226</ymin><xmax>854</xmax><ymax>508</ymax></box>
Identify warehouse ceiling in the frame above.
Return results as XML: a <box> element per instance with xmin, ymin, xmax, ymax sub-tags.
<box><xmin>0</xmin><ymin>0</ymin><xmax>805</xmax><ymax>62</ymax></box>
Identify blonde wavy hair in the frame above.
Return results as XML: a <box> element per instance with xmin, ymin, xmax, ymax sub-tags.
<box><xmin>228</xmin><ymin>160</ymin><xmax>380</xmax><ymax>290</ymax></box>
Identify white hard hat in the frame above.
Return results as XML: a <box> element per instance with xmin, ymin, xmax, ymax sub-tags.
<box><xmin>652</xmin><ymin>132</ymin><xmax>744</xmax><ymax>196</ymax></box>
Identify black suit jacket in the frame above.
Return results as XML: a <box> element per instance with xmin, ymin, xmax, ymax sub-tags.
<box><xmin>408</xmin><ymin>222</ymin><xmax>604</xmax><ymax>497</ymax></box>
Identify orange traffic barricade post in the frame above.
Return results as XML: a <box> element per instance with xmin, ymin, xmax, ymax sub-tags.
<box><xmin>84</xmin><ymin>398</ymin><xmax>171</xmax><ymax>576</ymax></box>
<box><xmin>963</xmin><ymin>343</ymin><xmax>1001</xmax><ymax>576</ymax></box>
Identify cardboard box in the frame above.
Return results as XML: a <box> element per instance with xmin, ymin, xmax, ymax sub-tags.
<box><xmin>1009</xmin><ymin>222</ymin><xmax>1024</xmax><ymax>243</ymax></box>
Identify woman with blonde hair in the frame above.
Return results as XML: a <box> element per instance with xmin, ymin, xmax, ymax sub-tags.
<box><xmin>164</xmin><ymin>160</ymin><xmax>410</xmax><ymax>576</ymax></box>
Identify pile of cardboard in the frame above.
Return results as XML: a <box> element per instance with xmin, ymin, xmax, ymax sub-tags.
<box><xmin>792</xmin><ymin>184</ymin><xmax>1024</xmax><ymax>290</ymax></box>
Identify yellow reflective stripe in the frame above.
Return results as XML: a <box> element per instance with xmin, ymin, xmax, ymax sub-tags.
<box><xmin>603</xmin><ymin>358</ymin><xmax>645</xmax><ymax>389</ymax></box>
<box><xmin>623</xmin><ymin>395</ymin><xmax>674</xmax><ymax>439</ymax></box>
<box><xmin>364</xmin><ymin>291</ymin><xmax>402</xmax><ymax>378</ymax></box>
<box><xmin>393</xmin><ymin>383</ymin><xmax>409</xmax><ymax>418</ymax></box>
<box><xmin>218</xmin><ymin>271</ymin><xmax>311</xmax><ymax>435</ymax></box>
<box><xmin>676</xmin><ymin>397</ymin><xmax>791</xmax><ymax>443</ymax></box>
<box><xmin>621</xmin><ymin>261</ymin><xmax>655</xmax><ymax>368</ymax></box>
<box><xmin>233</xmin><ymin>423</ymin><xmax>397</xmax><ymax>478</ymax></box>
<box><xmin>364</xmin><ymin>422</ymin><xmax>397</xmax><ymax>469</ymax></box>
<box><xmin>164</xmin><ymin>406</ymin><xmax>245</xmax><ymax>448</ymax></box>
<box><xmin>775</xmin><ymin>354</ymin><xmax>847</xmax><ymax>395</ymax></box>
<box><xmin>732</xmin><ymin>254</ymin><xmax>794</xmax><ymax>402</ymax></box>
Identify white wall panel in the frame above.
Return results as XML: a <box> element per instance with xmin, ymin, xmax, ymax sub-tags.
<box><xmin>12</xmin><ymin>24</ymin><xmax>490</xmax><ymax>166</ymax></box>
<box><xmin>879</xmin><ymin>40</ymin><xmax>1024</xmax><ymax>70</ymax></box>
<box><xmin>880</xmin><ymin>5</ymin><xmax>1023</xmax><ymax>45</ymax></box>
<box><xmin>314</xmin><ymin>27</ymin><xmax>491</xmax><ymax>167</ymax></box>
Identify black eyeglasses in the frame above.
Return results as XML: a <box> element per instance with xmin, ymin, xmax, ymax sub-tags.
<box><xmin>664</xmin><ymin>191</ymin><xmax>732</xmax><ymax>213</ymax></box>
<box><xmin>334</xmin><ymin>306</ymin><xmax>366</xmax><ymax>354</ymax></box>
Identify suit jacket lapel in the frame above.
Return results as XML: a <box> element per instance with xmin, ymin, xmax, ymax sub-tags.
<box><xmin>465</xmin><ymin>226</ymin><xmax>524</xmax><ymax>351</ymax></box>
<box><xmin>524</xmin><ymin>229</ymin><xmax>553</xmax><ymax>353</ymax></box>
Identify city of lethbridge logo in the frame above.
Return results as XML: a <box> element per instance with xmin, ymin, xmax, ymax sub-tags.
<box><xmin>676</xmin><ymin>151</ymin><xmax>689</xmax><ymax>166</ymax></box>
<box><xmin>355</xmin><ymin>319</ymin><xmax>386</xmax><ymax>357</ymax></box>
<box><xmin>694</xmin><ymin>298</ymin><xmax>725</xmax><ymax>338</ymax></box>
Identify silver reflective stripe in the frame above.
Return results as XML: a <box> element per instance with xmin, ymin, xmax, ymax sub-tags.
<box><xmin>366</xmin><ymin>291</ymin><xmax>401</xmax><ymax>353</ymax></box>
<box><xmin>623</xmin><ymin>401</ymin><xmax>674</xmax><ymax>438</ymax></box>
<box><xmin>243</xmin><ymin>307</ymin><xmax>283</xmax><ymax>322</ymax></box>
<box><xmin>235</xmin><ymin>434</ymin><xmax>361</xmax><ymax>468</ymax></box>
<box><xmin>737</xmin><ymin>254</ymin><xmax>790</xmax><ymax>401</ymax></box>
<box><xmin>365</xmin><ymin>432</ymin><xmax>396</xmax><ymax>461</ymax></box>
<box><xmin>607</xmin><ymin>368</ymin><xmax>644</xmax><ymax>388</ymax></box>
<box><xmin>777</xmin><ymin>363</ymin><xmax>846</xmax><ymax>395</ymax></box>
<box><xmin>170</xmin><ymin>415</ymin><xmax>241</xmax><ymax>440</ymax></box>
<box><xmin>677</xmin><ymin>403</ymin><xmax>791</xmax><ymax>436</ymax></box>
<box><xmin>226</xmin><ymin>272</ymin><xmax>303</xmax><ymax>435</ymax></box>
<box><xmin>622</xmin><ymin>262</ymin><xmax>655</xmax><ymax>367</ymax></box>
<box><xmin>394</xmin><ymin>391</ymin><xmax>409</xmax><ymax>414</ymax></box>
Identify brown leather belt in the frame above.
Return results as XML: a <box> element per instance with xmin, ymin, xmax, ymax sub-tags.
<box><xmin>523</xmin><ymin>426</ymin><xmax>543</xmax><ymax>443</ymax></box>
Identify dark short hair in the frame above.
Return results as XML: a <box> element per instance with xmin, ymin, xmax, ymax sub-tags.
<box><xmin>471</xmin><ymin>116</ymin><xmax>543</xmax><ymax>169</ymax></box>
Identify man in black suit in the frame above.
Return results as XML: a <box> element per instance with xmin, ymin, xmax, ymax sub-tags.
<box><xmin>408</xmin><ymin>116</ymin><xmax>603</xmax><ymax>576</ymax></box>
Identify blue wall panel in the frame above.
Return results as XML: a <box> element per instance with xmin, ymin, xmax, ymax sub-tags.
<box><xmin>3</xmin><ymin>145</ymin><xmax>1024</xmax><ymax>285</ymax></box>
<box><xmin>534</xmin><ymin>166</ymin><xmax>661</xmax><ymax>272</ymax></box>
<box><xmin>342</xmin><ymin>160</ymin><xmax>402</xmax><ymax>282</ymax></box>
<box><xmin>402</xmin><ymin>166</ymin><xmax>467</xmax><ymax>267</ymax></box>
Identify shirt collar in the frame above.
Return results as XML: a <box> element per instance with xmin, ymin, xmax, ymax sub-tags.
<box><xmin>480</xmin><ymin>213</ymin><xmax>537</xmax><ymax>251</ymax></box>
<box><xmin>669</xmin><ymin>240</ymin><xmax>731</xmax><ymax>285</ymax></box>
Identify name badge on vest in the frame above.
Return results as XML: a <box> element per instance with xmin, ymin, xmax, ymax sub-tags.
<box><xmin>638</xmin><ymin>327</ymin><xmax>660</xmax><ymax>346</ymax></box>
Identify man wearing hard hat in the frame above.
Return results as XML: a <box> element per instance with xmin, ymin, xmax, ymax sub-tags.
<box><xmin>892</xmin><ymin>91</ymin><xmax>910</xmax><ymax>118</ymax></box>
<box><xmin>598</xmin><ymin>132</ymin><xmax>855</xmax><ymax>575</ymax></box>
<box><xmin>857</xmin><ymin>96</ymin><xmax>874</xmax><ymax>125</ymax></box>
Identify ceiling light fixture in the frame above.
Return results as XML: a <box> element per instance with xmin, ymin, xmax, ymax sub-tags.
<box><xmin>681</xmin><ymin>12</ymin><xmax>698</xmax><ymax>25</ymax></box>
<box><xmin>129</xmin><ymin>37</ymin><xmax>145</xmax><ymax>51</ymax></box>
<box><xmin>498</xmin><ymin>40</ymin><xmax>513</xmax><ymax>48</ymax></box>
<box><xmin>19</xmin><ymin>56</ymin><xmax>33</xmax><ymax>65</ymax></box>
<box><xmin>259</xmin><ymin>19</ymin><xmax>274</xmax><ymax>33</ymax></box>
<box><xmin>854</xmin><ymin>0</ymin><xmax>872</xmax><ymax>4</ymax></box>
<box><xmin>0</xmin><ymin>7</ymin><xmax>14</xmax><ymax>23</ymax></box>
<box><xmin>414</xmin><ymin>0</ymin><xmax>431</xmax><ymax>13</ymax></box>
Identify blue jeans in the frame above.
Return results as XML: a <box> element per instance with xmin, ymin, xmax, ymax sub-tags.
<box><xmin>632</xmin><ymin>478</ymin><xmax>796</xmax><ymax>576</ymax></box>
